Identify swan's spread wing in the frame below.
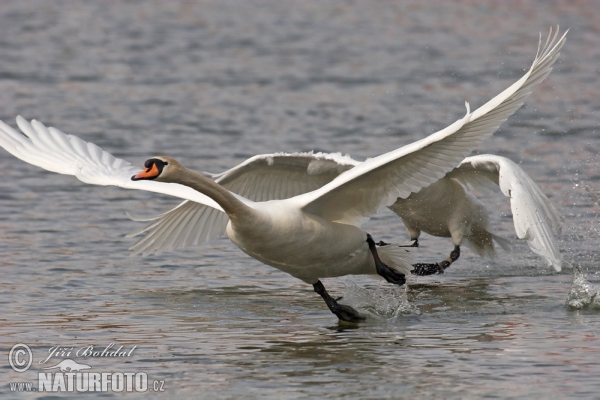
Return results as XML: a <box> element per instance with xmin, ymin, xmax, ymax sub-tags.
<box><xmin>0</xmin><ymin>117</ymin><xmax>225</xmax><ymax>212</ymax></box>
<box><xmin>212</xmin><ymin>152</ymin><xmax>359</xmax><ymax>200</ymax></box>
<box><xmin>127</xmin><ymin>200</ymin><xmax>230</xmax><ymax>255</ymax></box>
<box><xmin>128</xmin><ymin>152</ymin><xmax>360</xmax><ymax>254</ymax></box>
<box><xmin>449</xmin><ymin>154</ymin><xmax>563</xmax><ymax>271</ymax></box>
<box><xmin>299</xmin><ymin>27</ymin><xmax>567</xmax><ymax>226</ymax></box>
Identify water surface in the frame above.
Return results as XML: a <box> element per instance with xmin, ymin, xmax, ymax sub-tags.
<box><xmin>0</xmin><ymin>1</ymin><xmax>599</xmax><ymax>398</ymax></box>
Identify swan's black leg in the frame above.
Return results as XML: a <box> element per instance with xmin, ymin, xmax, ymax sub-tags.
<box><xmin>313</xmin><ymin>280</ymin><xmax>365</xmax><ymax>322</ymax></box>
<box><xmin>399</xmin><ymin>239</ymin><xmax>419</xmax><ymax>248</ymax></box>
<box><xmin>411</xmin><ymin>245</ymin><xmax>460</xmax><ymax>276</ymax></box>
<box><xmin>366</xmin><ymin>234</ymin><xmax>406</xmax><ymax>286</ymax></box>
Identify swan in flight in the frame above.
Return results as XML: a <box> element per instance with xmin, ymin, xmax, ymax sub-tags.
<box><xmin>131</xmin><ymin>152</ymin><xmax>563</xmax><ymax>273</ymax></box>
<box><xmin>0</xmin><ymin>28</ymin><xmax>566</xmax><ymax>321</ymax></box>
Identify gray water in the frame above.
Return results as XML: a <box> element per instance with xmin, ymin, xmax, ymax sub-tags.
<box><xmin>0</xmin><ymin>1</ymin><xmax>599</xmax><ymax>398</ymax></box>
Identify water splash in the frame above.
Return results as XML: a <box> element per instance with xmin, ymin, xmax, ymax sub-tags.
<box><xmin>565</xmin><ymin>264</ymin><xmax>600</xmax><ymax>310</ymax></box>
<box><xmin>340</xmin><ymin>280</ymin><xmax>420</xmax><ymax>319</ymax></box>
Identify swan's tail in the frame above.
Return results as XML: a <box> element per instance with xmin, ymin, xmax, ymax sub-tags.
<box><xmin>378</xmin><ymin>244</ymin><xmax>416</xmax><ymax>275</ymax></box>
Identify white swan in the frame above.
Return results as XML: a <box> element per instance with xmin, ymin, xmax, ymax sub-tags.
<box><xmin>0</xmin><ymin>28</ymin><xmax>566</xmax><ymax>321</ymax></box>
<box><xmin>131</xmin><ymin>151</ymin><xmax>563</xmax><ymax>273</ymax></box>
<box><xmin>389</xmin><ymin>154</ymin><xmax>563</xmax><ymax>272</ymax></box>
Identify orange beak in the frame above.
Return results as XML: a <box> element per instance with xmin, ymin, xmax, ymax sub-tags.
<box><xmin>132</xmin><ymin>162</ymin><xmax>160</xmax><ymax>180</ymax></box>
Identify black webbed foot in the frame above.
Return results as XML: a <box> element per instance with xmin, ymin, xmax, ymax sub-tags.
<box><xmin>313</xmin><ymin>281</ymin><xmax>365</xmax><ymax>322</ymax></box>
<box><xmin>411</xmin><ymin>262</ymin><xmax>446</xmax><ymax>276</ymax></box>
<box><xmin>411</xmin><ymin>245</ymin><xmax>461</xmax><ymax>276</ymax></box>
<box><xmin>376</xmin><ymin>263</ymin><xmax>407</xmax><ymax>285</ymax></box>
<box><xmin>331</xmin><ymin>303</ymin><xmax>366</xmax><ymax>322</ymax></box>
<box><xmin>367</xmin><ymin>234</ymin><xmax>406</xmax><ymax>286</ymax></box>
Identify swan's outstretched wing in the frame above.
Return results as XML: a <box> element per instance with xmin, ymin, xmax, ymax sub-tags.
<box><xmin>299</xmin><ymin>27</ymin><xmax>567</xmax><ymax>226</ymax></box>
<box><xmin>128</xmin><ymin>152</ymin><xmax>359</xmax><ymax>255</ymax></box>
<box><xmin>0</xmin><ymin>116</ymin><xmax>224</xmax><ymax>211</ymax></box>
<box><xmin>211</xmin><ymin>152</ymin><xmax>359</xmax><ymax>200</ymax></box>
<box><xmin>127</xmin><ymin>200</ymin><xmax>231</xmax><ymax>255</ymax></box>
<box><xmin>448</xmin><ymin>154</ymin><xmax>563</xmax><ymax>271</ymax></box>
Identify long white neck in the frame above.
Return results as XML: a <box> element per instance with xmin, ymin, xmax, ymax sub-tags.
<box><xmin>169</xmin><ymin>166</ymin><xmax>256</xmax><ymax>223</ymax></box>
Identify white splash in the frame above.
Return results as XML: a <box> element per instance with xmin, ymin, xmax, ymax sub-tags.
<box><xmin>340</xmin><ymin>280</ymin><xmax>420</xmax><ymax>319</ymax></box>
<box><xmin>565</xmin><ymin>265</ymin><xmax>600</xmax><ymax>309</ymax></box>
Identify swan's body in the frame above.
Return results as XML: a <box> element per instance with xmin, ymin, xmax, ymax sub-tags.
<box><xmin>135</xmin><ymin>151</ymin><xmax>563</xmax><ymax>273</ymax></box>
<box><xmin>131</xmin><ymin>158</ymin><xmax>410</xmax><ymax>284</ymax></box>
<box><xmin>390</xmin><ymin>155</ymin><xmax>563</xmax><ymax>270</ymax></box>
<box><xmin>226</xmin><ymin>202</ymin><xmax>375</xmax><ymax>282</ymax></box>
<box><xmin>0</xmin><ymin>28</ymin><xmax>566</xmax><ymax>320</ymax></box>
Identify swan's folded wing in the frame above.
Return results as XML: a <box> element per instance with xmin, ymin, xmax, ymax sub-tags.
<box><xmin>299</xmin><ymin>27</ymin><xmax>567</xmax><ymax>226</ymax></box>
<box><xmin>449</xmin><ymin>154</ymin><xmax>563</xmax><ymax>271</ymax></box>
<box><xmin>0</xmin><ymin>116</ymin><xmax>224</xmax><ymax>212</ymax></box>
<box><xmin>127</xmin><ymin>152</ymin><xmax>360</xmax><ymax>254</ymax></box>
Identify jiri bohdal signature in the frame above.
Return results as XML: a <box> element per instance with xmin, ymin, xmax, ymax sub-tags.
<box><xmin>39</xmin><ymin>343</ymin><xmax>137</xmax><ymax>365</ymax></box>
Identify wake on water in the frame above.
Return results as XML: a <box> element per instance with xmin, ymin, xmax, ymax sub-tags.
<box><xmin>338</xmin><ymin>258</ymin><xmax>599</xmax><ymax>318</ymax></box>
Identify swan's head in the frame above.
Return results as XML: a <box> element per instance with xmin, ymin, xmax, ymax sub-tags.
<box><xmin>131</xmin><ymin>156</ymin><xmax>179</xmax><ymax>182</ymax></box>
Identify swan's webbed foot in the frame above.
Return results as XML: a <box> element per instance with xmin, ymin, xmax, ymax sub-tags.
<box><xmin>411</xmin><ymin>245</ymin><xmax>460</xmax><ymax>276</ymax></box>
<box><xmin>411</xmin><ymin>262</ymin><xmax>445</xmax><ymax>276</ymax></box>
<box><xmin>313</xmin><ymin>280</ymin><xmax>365</xmax><ymax>322</ymax></box>
<box><xmin>367</xmin><ymin>234</ymin><xmax>407</xmax><ymax>286</ymax></box>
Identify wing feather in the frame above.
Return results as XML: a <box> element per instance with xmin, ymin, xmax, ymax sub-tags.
<box><xmin>127</xmin><ymin>200</ymin><xmax>230</xmax><ymax>255</ymax></box>
<box><xmin>299</xmin><ymin>27</ymin><xmax>567</xmax><ymax>225</ymax></box>
<box><xmin>449</xmin><ymin>154</ymin><xmax>563</xmax><ymax>270</ymax></box>
<box><xmin>0</xmin><ymin>116</ymin><xmax>225</xmax><ymax>212</ymax></box>
<box><xmin>127</xmin><ymin>152</ymin><xmax>359</xmax><ymax>254</ymax></box>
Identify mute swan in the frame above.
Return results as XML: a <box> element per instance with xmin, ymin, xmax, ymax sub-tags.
<box><xmin>0</xmin><ymin>27</ymin><xmax>566</xmax><ymax>321</ymax></box>
<box><xmin>389</xmin><ymin>154</ymin><xmax>563</xmax><ymax>272</ymax></box>
<box><xmin>131</xmin><ymin>151</ymin><xmax>563</xmax><ymax>273</ymax></box>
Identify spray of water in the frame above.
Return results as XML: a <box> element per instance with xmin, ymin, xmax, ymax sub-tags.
<box><xmin>565</xmin><ymin>263</ymin><xmax>600</xmax><ymax>310</ymax></box>
<box><xmin>340</xmin><ymin>279</ymin><xmax>420</xmax><ymax>319</ymax></box>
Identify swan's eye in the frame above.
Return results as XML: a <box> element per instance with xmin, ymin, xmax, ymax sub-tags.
<box><xmin>144</xmin><ymin>159</ymin><xmax>168</xmax><ymax>169</ymax></box>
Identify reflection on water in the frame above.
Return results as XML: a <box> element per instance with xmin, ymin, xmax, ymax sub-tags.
<box><xmin>1</xmin><ymin>0</ymin><xmax>600</xmax><ymax>398</ymax></box>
